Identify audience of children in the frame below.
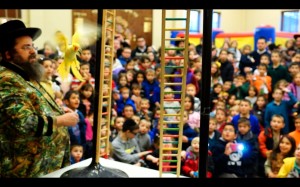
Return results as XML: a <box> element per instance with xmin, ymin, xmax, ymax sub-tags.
<box><xmin>40</xmin><ymin>34</ymin><xmax>300</xmax><ymax>178</ymax></box>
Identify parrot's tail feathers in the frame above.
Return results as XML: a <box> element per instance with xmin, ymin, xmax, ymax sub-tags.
<box><xmin>57</xmin><ymin>62</ymin><xmax>70</xmax><ymax>81</ymax></box>
<box><xmin>71</xmin><ymin>62</ymin><xmax>84</xmax><ymax>82</ymax></box>
<box><xmin>75</xmin><ymin>59</ymin><xmax>80</xmax><ymax>70</ymax></box>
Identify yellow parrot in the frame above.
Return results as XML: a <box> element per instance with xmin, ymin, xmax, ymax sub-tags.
<box><xmin>56</xmin><ymin>31</ymin><xmax>84</xmax><ymax>82</ymax></box>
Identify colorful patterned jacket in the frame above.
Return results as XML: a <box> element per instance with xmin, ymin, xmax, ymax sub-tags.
<box><xmin>0</xmin><ymin>61</ymin><xmax>70</xmax><ymax>178</ymax></box>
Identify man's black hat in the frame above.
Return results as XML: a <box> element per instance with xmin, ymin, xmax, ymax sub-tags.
<box><xmin>0</xmin><ymin>20</ymin><xmax>41</xmax><ymax>51</ymax></box>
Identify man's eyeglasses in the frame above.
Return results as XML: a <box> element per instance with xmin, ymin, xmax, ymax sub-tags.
<box><xmin>21</xmin><ymin>44</ymin><xmax>38</xmax><ymax>51</ymax></box>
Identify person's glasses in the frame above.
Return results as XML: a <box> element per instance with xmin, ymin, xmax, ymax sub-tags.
<box><xmin>21</xmin><ymin>44</ymin><xmax>38</xmax><ymax>51</ymax></box>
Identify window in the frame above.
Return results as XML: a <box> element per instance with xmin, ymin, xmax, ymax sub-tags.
<box><xmin>189</xmin><ymin>10</ymin><xmax>200</xmax><ymax>33</ymax></box>
<box><xmin>212</xmin><ymin>12</ymin><xmax>221</xmax><ymax>29</ymax></box>
<box><xmin>281</xmin><ymin>10</ymin><xmax>299</xmax><ymax>32</ymax></box>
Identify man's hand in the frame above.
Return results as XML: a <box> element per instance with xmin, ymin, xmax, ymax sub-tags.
<box><xmin>63</xmin><ymin>106</ymin><xmax>74</xmax><ymax>113</ymax></box>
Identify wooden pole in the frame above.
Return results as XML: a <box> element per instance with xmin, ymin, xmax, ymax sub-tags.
<box><xmin>199</xmin><ymin>9</ymin><xmax>212</xmax><ymax>179</ymax></box>
<box><xmin>90</xmin><ymin>8</ymin><xmax>104</xmax><ymax>164</ymax></box>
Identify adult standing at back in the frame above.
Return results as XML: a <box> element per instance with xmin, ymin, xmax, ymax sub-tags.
<box><xmin>0</xmin><ymin>20</ymin><xmax>79</xmax><ymax>178</ymax></box>
<box><xmin>131</xmin><ymin>36</ymin><xmax>148</xmax><ymax>59</ymax></box>
<box><xmin>218</xmin><ymin>49</ymin><xmax>234</xmax><ymax>83</ymax></box>
<box><xmin>239</xmin><ymin>37</ymin><xmax>270</xmax><ymax>75</ymax></box>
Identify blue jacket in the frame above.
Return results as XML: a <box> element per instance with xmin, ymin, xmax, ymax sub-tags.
<box><xmin>152</xmin><ymin>85</ymin><xmax>161</xmax><ymax>105</ymax></box>
<box><xmin>118</xmin><ymin>55</ymin><xmax>131</xmax><ymax>67</ymax></box>
<box><xmin>264</xmin><ymin>92</ymin><xmax>297</xmax><ymax>134</ymax></box>
<box><xmin>236</xmin><ymin>131</ymin><xmax>259</xmax><ymax>177</ymax></box>
<box><xmin>142</xmin><ymin>79</ymin><xmax>159</xmax><ymax>103</ymax></box>
<box><xmin>115</xmin><ymin>95</ymin><xmax>136</xmax><ymax>116</ymax></box>
<box><xmin>68</xmin><ymin>110</ymin><xmax>87</xmax><ymax>149</ymax></box>
<box><xmin>231</xmin><ymin>114</ymin><xmax>261</xmax><ymax>136</ymax></box>
<box><xmin>208</xmin><ymin>130</ymin><xmax>221</xmax><ymax>150</ymax></box>
<box><xmin>210</xmin><ymin>138</ymin><xmax>246</xmax><ymax>178</ymax></box>
<box><xmin>70</xmin><ymin>155</ymin><xmax>84</xmax><ymax>165</ymax></box>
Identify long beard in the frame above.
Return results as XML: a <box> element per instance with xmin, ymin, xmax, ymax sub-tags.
<box><xmin>13</xmin><ymin>54</ymin><xmax>44</xmax><ymax>82</ymax></box>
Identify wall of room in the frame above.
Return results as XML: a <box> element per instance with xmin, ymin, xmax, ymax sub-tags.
<box><xmin>152</xmin><ymin>9</ymin><xmax>297</xmax><ymax>48</ymax></box>
<box><xmin>21</xmin><ymin>9</ymin><xmax>72</xmax><ymax>50</ymax></box>
<box><xmin>20</xmin><ymin>9</ymin><xmax>299</xmax><ymax>49</ymax></box>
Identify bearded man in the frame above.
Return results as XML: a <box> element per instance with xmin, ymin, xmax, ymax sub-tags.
<box><xmin>0</xmin><ymin>20</ymin><xmax>79</xmax><ymax>178</ymax></box>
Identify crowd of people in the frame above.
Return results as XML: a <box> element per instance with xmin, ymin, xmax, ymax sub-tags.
<box><xmin>206</xmin><ymin>35</ymin><xmax>300</xmax><ymax>178</ymax></box>
<box><xmin>1</xmin><ymin>19</ymin><xmax>300</xmax><ymax>178</ymax></box>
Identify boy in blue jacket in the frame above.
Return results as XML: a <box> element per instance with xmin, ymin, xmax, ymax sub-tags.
<box><xmin>236</xmin><ymin>117</ymin><xmax>259</xmax><ymax>178</ymax></box>
<box><xmin>63</xmin><ymin>90</ymin><xmax>87</xmax><ymax>156</ymax></box>
<box><xmin>142</xmin><ymin>68</ymin><xmax>159</xmax><ymax>110</ymax></box>
<box><xmin>210</xmin><ymin>123</ymin><xmax>248</xmax><ymax>178</ymax></box>
<box><xmin>113</xmin><ymin>86</ymin><xmax>136</xmax><ymax>116</ymax></box>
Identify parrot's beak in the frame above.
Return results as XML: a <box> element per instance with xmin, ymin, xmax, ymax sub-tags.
<box><xmin>74</xmin><ymin>46</ymin><xmax>79</xmax><ymax>51</ymax></box>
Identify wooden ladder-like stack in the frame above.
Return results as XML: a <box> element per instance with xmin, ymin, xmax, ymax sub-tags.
<box><xmin>158</xmin><ymin>9</ymin><xmax>190</xmax><ymax>177</ymax></box>
<box><xmin>95</xmin><ymin>9</ymin><xmax>116</xmax><ymax>159</ymax></box>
